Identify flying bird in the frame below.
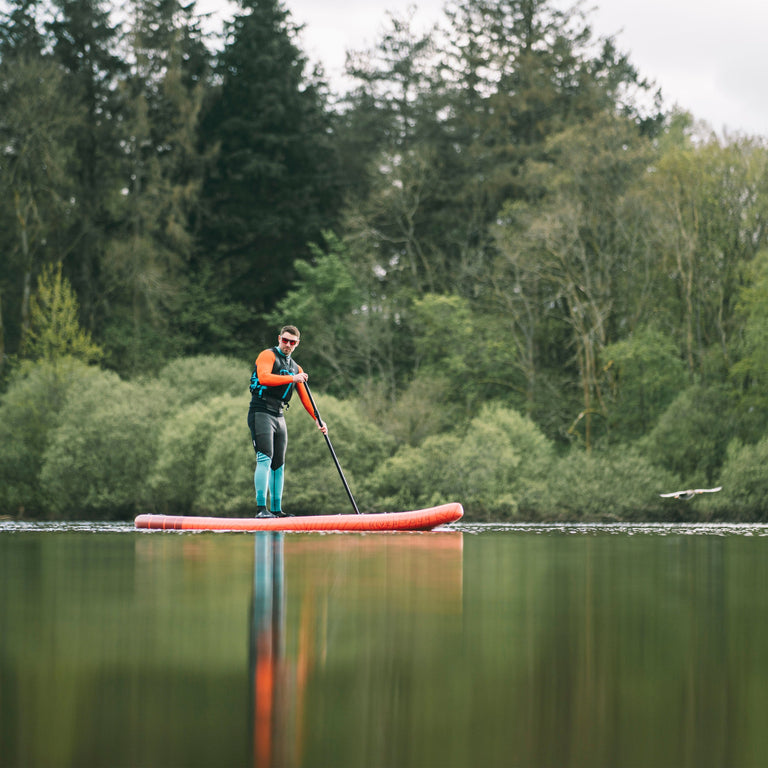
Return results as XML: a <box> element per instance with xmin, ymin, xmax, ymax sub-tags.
<box><xmin>659</xmin><ymin>486</ymin><xmax>722</xmax><ymax>500</ymax></box>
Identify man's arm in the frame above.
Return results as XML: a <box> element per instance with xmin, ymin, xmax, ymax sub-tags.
<box><xmin>295</xmin><ymin>375</ymin><xmax>313</xmax><ymax>416</ymax></box>
<box><xmin>254</xmin><ymin>348</ymin><xmax>295</xmax><ymax>387</ymax></box>
<box><xmin>296</xmin><ymin>375</ymin><xmax>328</xmax><ymax>433</ymax></box>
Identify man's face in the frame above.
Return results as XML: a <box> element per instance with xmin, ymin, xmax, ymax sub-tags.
<box><xmin>278</xmin><ymin>332</ymin><xmax>300</xmax><ymax>355</ymax></box>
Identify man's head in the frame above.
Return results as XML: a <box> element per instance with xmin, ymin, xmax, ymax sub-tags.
<box><xmin>277</xmin><ymin>325</ymin><xmax>300</xmax><ymax>355</ymax></box>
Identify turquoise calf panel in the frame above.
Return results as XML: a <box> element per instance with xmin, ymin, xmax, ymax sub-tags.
<box><xmin>254</xmin><ymin>451</ymin><xmax>271</xmax><ymax>506</ymax></box>
<box><xmin>269</xmin><ymin>465</ymin><xmax>284</xmax><ymax>512</ymax></box>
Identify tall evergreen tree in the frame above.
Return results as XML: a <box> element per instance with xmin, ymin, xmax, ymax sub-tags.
<box><xmin>0</xmin><ymin>4</ymin><xmax>83</xmax><ymax>363</ymax></box>
<box><xmin>438</xmin><ymin>0</ymin><xmax>657</xmax><ymax>230</ymax></box>
<box><xmin>22</xmin><ymin>261</ymin><xmax>102</xmax><ymax>364</ymax></box>
<box><xmin>99</xmin><ymin>0</ymin><xmax>214</xmax><ymax>371</ymax></box>
<box><xmin>339</xmin><ymin>9</ymin><xmax>448</xmax><ymax>302</ymax></box>
<box><xmin>197</xmin><ymin>0</ymin><xmax>341</xmax><ymax>344</ymax></box>
<box><xmin>335</xmin><ymin>8</ymin><xmax>438</xmax><ymax>206</ymax></box>
<box><xmin>339</xmin><ymin>0</ymin><xmax>660</xmax><ymax>303</ymax></box>
<box><xmin>45</xmin><ymin>0</ymin><xmax>124</xmax><ymax>330</ymax></box>
<box><xmin>344</xmin><ymin>7</ymin><xmax>438</xmax><ymax>153</ymax></box>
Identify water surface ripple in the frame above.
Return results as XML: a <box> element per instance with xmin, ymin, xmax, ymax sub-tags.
<box><xmin>2</xmin><ymin>519</ymin><xmax>768</xmax><ymax>536</ymax></box>
<box><xmin>453</xmin><ymin>521</ymin><xmax>768</xmax><ymax>536</ymax></box>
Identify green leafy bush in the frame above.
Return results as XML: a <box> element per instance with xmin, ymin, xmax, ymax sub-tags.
<box><xmin>366</xmin><ymin>403</ymin><xmax>555</xmax><ymax>518</ymax></box>
<box><xmin>705</xmin><ymin>438</ymin><xmax>768</xmax><ymax>520</ymax></box>
<box><xmin>640</xmin><ymin>385</ymin><xmax>732</xmax><ymax>485</ymax></box>
<box><xmin>603</xmin><ymin>325</ymin><xmax>687</xmax><ymax>441</ymax></box>
<box><xmin>192</xmin><ymin>397</ymin><xmax>255</xmax><ymax>515</ymax></box>
<box><xmin>380</xmin><ymin>373</ymin><xmax>456</xmax><ymax>446</ymax></box>
<box><xmin>149</xmin><ymin>357</ymin><xmax>257</xmax><ymax>514</ymax></box>
<box><xmin>280</xmin><ymin>393</ymin><xmax>396</xmax><ymax>515</ymax></box>
<box><xmin>40</xmin><ymin>373</ymin><xmax>176</xmax><ymax>519</ymax></box>
<box><xmin>0</xmin><ymin>359</ymin><xmax>101</xmax><ymax>516</ymax></box>
<box><xmin>149</xmin><ymin>395</ymin><xmax>248</xmax><ymax>514</ymax></box>
<box><xmin>529</xmin><ymin>447</ymin><xmax>681</xmax><ymax>521</ymax></box>
<box><xmin>362</xmin><ymin>433</ymin><xmax>464</xmax><ymax>513</ymax></box>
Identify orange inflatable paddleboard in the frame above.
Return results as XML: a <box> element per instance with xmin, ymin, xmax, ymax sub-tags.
<box><xmin>135</xmin><ymin>502</ymin><xmax>463</xmax><ymax>532</ymax></box>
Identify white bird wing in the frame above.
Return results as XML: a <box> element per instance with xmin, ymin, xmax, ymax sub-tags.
<box><xmin>659</xmin><ymin>486</ymin><xmax>722</xmax><ymax>498</ymax></box>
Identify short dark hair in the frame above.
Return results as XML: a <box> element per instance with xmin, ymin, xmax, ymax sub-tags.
<box><xmin>280</xmin><ymin>325</ymin><xmax>300</xmax><ymax>338</ymax></box>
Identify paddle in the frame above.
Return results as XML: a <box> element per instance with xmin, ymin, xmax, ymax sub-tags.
<box><xmin>303</xmin><ymin>382</ymin><xmax>361</xmax><ymax>514</ymax></box>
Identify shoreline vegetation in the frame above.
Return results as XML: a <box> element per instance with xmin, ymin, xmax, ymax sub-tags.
<box><xmin>1</xmin><ymin>355</ymin><xmax>767</xmax><ymax>523</ymax></box>
<box><xmin>3</xmin><ymin>0</ymin><xmax>768</xmax><ymax>521</ymax></box>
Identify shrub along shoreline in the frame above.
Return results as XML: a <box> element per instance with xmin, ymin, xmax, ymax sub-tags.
<box><xmin>1</xmin><ymin>356</ymin><xmax>765</xmax><ymax>522</ymax></box>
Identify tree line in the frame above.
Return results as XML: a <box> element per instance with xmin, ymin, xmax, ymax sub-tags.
<box><xmin>2</xmin><ymin>0</ymin><xmax>768</xmax><ymax>519</ymax></box>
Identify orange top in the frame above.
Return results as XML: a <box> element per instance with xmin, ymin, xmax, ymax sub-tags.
<box><xmin>254</xmin><ymin>348</ymin><xmax>315</xmax><ymax>418</ymax></box>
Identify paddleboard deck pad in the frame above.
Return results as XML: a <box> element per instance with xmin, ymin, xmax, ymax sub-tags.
<box><xmin>134</xmin><ymin>503</ymin><xmax>463</xmax><ymax>532</ymax></box>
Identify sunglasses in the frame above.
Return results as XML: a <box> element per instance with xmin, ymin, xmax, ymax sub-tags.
<box><xmin>280</xmin><ymin>337</ymin><xmax>299</xmax><ymax>346</ymax></box>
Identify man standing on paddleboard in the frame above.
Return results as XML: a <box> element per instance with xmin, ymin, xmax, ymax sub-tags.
<box><xmin>248</xmin><ymin>325</ymin><xmax>327</xmax><ymax>518</ymax></box>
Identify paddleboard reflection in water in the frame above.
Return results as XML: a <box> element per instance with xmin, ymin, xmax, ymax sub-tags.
<box><xmin>248</xmin><ymin>532</ymin><xmax>465</xmax><ymax>768</ymax></box>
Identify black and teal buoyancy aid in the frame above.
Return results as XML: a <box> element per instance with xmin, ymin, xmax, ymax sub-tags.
<box><xmin>249</xmin><ymin>347</ymin><xmax>299</xmax><ymax>415</ymax></box>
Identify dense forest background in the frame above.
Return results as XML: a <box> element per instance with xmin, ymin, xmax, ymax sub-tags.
<box><xmin>3</xmin><ymin>0</ymin><xmax>768</xmax><ymax>521</ymax></box>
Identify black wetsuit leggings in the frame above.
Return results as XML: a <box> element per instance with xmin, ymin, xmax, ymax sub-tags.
<box><xmin>247</xmin><ymin>410</ymin><xmax>287</xmax><ymax>469</ymax></box>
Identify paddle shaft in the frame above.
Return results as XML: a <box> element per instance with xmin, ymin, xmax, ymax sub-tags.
<box><xmin>303</xmin><ymin>383</ymin><xmax>361</xmax><ymax>514</ymax></box>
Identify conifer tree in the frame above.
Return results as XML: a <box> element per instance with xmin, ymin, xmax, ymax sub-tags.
<box><xmin>100</xmin><ymin>0</ymin><xmax>213</xmax><ymax>371</ymax></box>
<box><xmin>197</xmin><ymin>0</ymin><xmax>341</xmax><ymax>343</ymax></box>
<box><xmin>22</xmin><ymin>262</ymin><xmax>102</xmax><ymax>363</ymax></box>
<box><xmin>45</xmin><ymin>0</ymin><xmax>125</xmax><ymax>328</ymax></box>
<box><xmin>0</xmin><ymin>53</ymin><xmax>82</xmax><ymax>359</ymax></box>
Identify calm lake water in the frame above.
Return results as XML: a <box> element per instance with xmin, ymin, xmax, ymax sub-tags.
<box><xmin>3</xmin><ymin>521</ymin><xmax>768</xmax><ymax>768</ymax></box>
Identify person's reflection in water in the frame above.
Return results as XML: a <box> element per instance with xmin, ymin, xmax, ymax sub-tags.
<box><xmin>250</xmin><ymin>532</ymin><xmax>284</xmax><ymax>768</ymax></box>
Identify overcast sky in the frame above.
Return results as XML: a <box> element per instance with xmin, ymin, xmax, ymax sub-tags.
<box><xmin>200</xmin><ymin>0</ymin><xmax>768</xmax><ymax>139</ymax></box>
